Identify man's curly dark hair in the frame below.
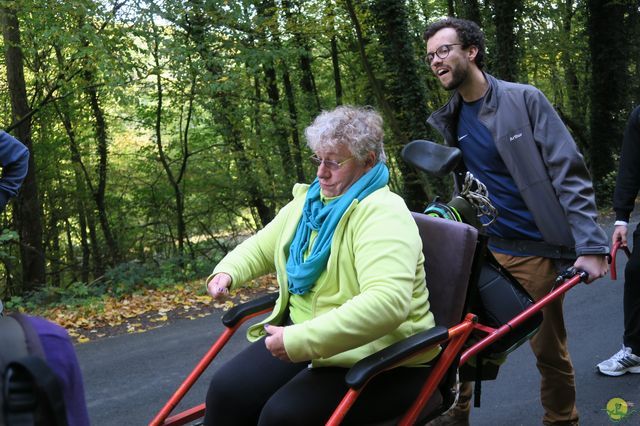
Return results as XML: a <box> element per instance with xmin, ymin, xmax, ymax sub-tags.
<box><xmin>423</xmin><ymin>18</ymin><xmax>485</xmax><ymax>70</ymax></box>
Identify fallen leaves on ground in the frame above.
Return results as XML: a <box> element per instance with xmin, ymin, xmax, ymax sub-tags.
<box><xmin>31</xmin><ymin>274</ymin><xmax>278</xmax><ymax>344</ymax></box>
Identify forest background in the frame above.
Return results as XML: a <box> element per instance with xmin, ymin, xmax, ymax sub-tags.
<box><xmin>0</xmin><ymin>0</ymin><xmax>638</xmax><ymax>317</ymax></box>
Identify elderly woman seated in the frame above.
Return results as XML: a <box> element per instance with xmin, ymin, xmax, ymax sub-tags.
<box><xmin>204</xmin><ymin>105</ymin><xmax>437</xmax><ymax>425</ymax></box>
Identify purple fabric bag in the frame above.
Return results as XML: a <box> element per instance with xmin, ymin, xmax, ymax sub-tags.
<box><xmin>26</xmin><ymin>316</ymin><xmax>91</xmax><ymax>426</ymax></box>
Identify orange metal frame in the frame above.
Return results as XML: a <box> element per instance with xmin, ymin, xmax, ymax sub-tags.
<box><xmin>327</xmin><ymin>272</ymin><xmax>586</xmax><ymax>425</ymax></box>
<box><xmin>326</xmin><ymin>314</ymin><xmax>478</xmax><ymax>426</ymax></box>
<box><xmin>149</xmin><ymin>307</ymin><xmax>274</xmax><ymax>426</ymax></box>
<box><xmin>150</xmin><ymin>272</ymin><xmax>589</xmax><ymax>426</ymax></box>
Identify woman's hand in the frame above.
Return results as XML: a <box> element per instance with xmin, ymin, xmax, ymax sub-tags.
<box><xmin>206</xmin><ymin>273</ymin><xmax>232</xmax><ymax>299</ymax></box>
<box><xmin>264</xmin><ymin>324</ymin><xmax>291</xmax><ymax>362</ymax></box>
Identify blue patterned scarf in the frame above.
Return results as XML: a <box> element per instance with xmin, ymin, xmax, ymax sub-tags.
<box><xmin>286</xmin><ymin>161</ymin><xmax>389</xmax><ymax>295</ymax></box>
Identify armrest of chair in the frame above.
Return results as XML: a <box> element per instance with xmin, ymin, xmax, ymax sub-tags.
<box><xmin>345</xmin><ymin>326</ymin><xmax>449</xmax><ymax>389</ymax></box>
<box><xmin>221</xmin><ymin>293</ymin><xmax>278</xmax><ymax>328</ymax></box>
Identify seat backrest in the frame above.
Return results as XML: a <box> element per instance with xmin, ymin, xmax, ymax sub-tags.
<box><xmin>412</xmin><ymin>212</ymin><xmax>479</xmax><ymax>328</ymax></box>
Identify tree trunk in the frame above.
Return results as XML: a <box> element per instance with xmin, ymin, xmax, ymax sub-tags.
<box><xmin>250</xmin><ymin>73</ymin><xmax>280</xmax><ymax>227</ymax></box>
<box><xmin>363</xmin><ymin>0</ymin><xmax>437</xmax><ymax>209</ymax></box>
<box><xmin>587</xmin><ymin>0</ymin><xmax>627</xmax><ymax>200</ymax></box>
<box><xmin>447</xmin><ymin>0</ymin><xmax>455</xmax><ymax>16</ymax></box>
<box><xmin>491</xmin><ymin>0</ymin><xmax>521</xmax><ymax>81</ymax></box>
<box><xmin>628</xmin><ymin>0</ymin><xmax>640</xmax><ymax>103</ymax></box>
<box><xmin>76</xmin><ymin>198</ymin><xmax>91</xmax><ymax>283</ymax></box>
<box><xmin>325</xmin><ymin>3</ymin><xmax>343</xmax><ymax>107</ymax></box>
<box><xmin>48</xmin><ymin>201</ymin><xmax>61</xmax><ymax>288</ymax></box>
<box><xmin>256</xmin><ymin>0</ymin><xmax>297</xmax><ymax>185</ymax></box>
<box><xmin>282</xmin><ymin>65</ymin><xmax>306</xmax><ymax>182</ymax></box>
<box><xmin>151</xmin><ymin>22</ymin><xmax>188</xmax><ymax>258</ymax></box>
<box><xmin>283</xmin><ymin>0</ymin><xmax>322</xmax><ymax>115</ymax></box>
<box><xmin>184</xmin><ymin>6</ymin><xmax>275</xmax><ymax>226</ymax></box>
<box><xmin>331</xmin><ymin>34</ymin><xmax>343</xmax><ymax>106</ymax></box>
<box><xmin>1</xmin><ymin>4</ymin><xmax>46</xmax><ymax>291</ymax></box>
<box><xmin>262</xmin><ymin>62</ymin><xmax>296</xmax><ymax>182</ymax></box>
<box><xmin>223</xmin><ymin>100</ymin><xmax>275</xmax><ymax>227</ymax></box>
<box><xmin>343</xmin><ymin>0</ymin><xmax>397</xmax><ymax>125</ymax></box>
<box><xmin>54</xmin><ymin>46</ymin><xmax>97</xmax><ymax>280</ymax></box>
<box><xmin>64</xmin><ymin>217</ymin><xmax>78</xmax><ymax>283</ymax></box>
<box><xmin>84</xmin><ymin>79</ymin><xmax>120</xmax><ymax>264</ymax></box>
<box><xmin>457</xmin><ymin>0</ymin><xmax>482</xmax><ymax>24</ymax></box>
<box><xmin>86</xmin><ymin>206</ymin><xmax>102</xmax><ymax>278</ymax></box>
<box><xmin>55</xmin><ymin>100</ymin><xmax>99</xmax><ymax>281</ymax></box>
<box><xmin>560</xmin><ymin>0</ymin><xmax>584</xmax><ymax>127</ymax></box>
<box><xmin>179</xmin><ymin>74</ymin><xmax>196</xmax><ymax>259</ymax></box>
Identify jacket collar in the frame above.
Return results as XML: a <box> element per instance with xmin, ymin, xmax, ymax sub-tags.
<box><xmin>427</xmin><ymin>72</ymin><xmax>500</xmax><ymax>141</ymax></box>
<box><xmin>480</xmin><ymin>72</ymin><xmax>499</xmax><ymax>116</ymax></box>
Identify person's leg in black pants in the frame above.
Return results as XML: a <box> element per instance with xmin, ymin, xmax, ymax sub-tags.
<box><xmin>205</xmin><ymin>339</ymin><xmax>433</xmax><ymax>425</ymax></box>
<box><xmin>598</xmin><ymin>224</ymin><xmax>640</xmax><ymax>376</ymax></box>
<box><xmin>203</xmin><ymin>339</ymin><xmax>308</xmax><ymax>426</ymax></box>
<box><xmin>623</xmin><ymin>225</ymin><xmax>640</xmax><ymax>355</ymax></box>
<box><xmin>258</xmin><ymin>364</ymin><xmax>433</xmax><ymax>425</ymax></box>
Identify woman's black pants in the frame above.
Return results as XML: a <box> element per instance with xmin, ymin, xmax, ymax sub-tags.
<box><xmin>203</xmin><ymin>338</ymin><xmax>433</xmax><ymax>426</ymax></box>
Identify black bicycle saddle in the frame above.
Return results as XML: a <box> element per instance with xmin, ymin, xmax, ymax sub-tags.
<box><xmin>401</xmin><ymin>140</ymin><xmax>462</xmax><ymax>177</ymax></box>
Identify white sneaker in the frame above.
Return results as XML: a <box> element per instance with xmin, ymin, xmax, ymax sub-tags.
<box><xmin>596</xmin><ymin>346</ymin><xmax>640</xmax><ymax>376</ymax></box>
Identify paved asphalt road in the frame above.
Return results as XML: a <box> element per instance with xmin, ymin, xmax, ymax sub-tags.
<box><xmin>76</xmin><ymin>217</ymin><xmax>640</xmax><ymax>426</ymax></box>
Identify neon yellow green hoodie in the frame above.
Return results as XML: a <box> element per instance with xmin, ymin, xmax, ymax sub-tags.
<box><xmin>212</xmin><ymin>184</ymin><xmax>438</xmax><ymax>367</ymax></box>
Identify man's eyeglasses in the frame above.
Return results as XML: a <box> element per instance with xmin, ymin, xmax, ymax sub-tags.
<box><xmin>309</xmin><ymin>155</ymin><xmax>354</xmax><ymax>170</ymax></box>
<box><xmin>425</xmin><ymin>43</ymin><xmax>462</xmax><ymax>64</ymax></box>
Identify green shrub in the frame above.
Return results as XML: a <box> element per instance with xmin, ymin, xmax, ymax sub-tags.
<box><xmin>4</xmin><ymin>246</ymin><xmax>225</xmax><ymax>311</ymax></box>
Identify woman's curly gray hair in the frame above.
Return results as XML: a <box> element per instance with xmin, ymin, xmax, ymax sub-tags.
<box><xmin>305</xmin><ymin>105</ymin><xmax>387</xmax><ymax>163</ymax></box>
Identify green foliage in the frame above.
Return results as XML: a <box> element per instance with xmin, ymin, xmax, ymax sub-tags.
<box><xmin>3</xmin><ymin>296</ymin><xmax>33</xmax><ymax>312</ymax></box>
<box><xmin>0</xmin><ymin>229</ymin><xmax>18</xmax><ymax>261</ymax></box>
<box><xmin>0</xmin><ymin>229</ymin><xmax>19</xmax><ymax>298</ymax></box>
<box><xmin>595</xmin><ymin>168</ymin><xmax>618</xmax><ymax>209</ymax></box>
<box><xmin>101</xmin><ymin>250</ymin><xmax>218</xmax><ymax>296</ymax></box>
<box><xmin>4</xmin><ymin>282</ymin><xmax>97</xmax><ymax>311</ymax></box>
<box><xmin>5</xmin><ymin>248</ymin><xmax>222</xmax><ymax>310</ymax></box>
<box><xmin>0</xmin><ymin>0</ymin><xmax>634</xmax><ymax>301</ymax></box>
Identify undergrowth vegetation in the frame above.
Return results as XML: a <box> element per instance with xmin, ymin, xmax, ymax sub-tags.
<box><xmin>3</xmin><ymin>245</ymin><xmax>224</xmax><ymax>314</ymax></box>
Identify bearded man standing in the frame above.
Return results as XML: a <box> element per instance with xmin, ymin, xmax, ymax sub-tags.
<box><xmin>423</xmin><ymin>17</ymin><xmax>609</xmax><ymax>426</ymax></box>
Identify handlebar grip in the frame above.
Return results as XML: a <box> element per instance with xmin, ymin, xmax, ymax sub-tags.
<box><xmin>610</xmin><ymin>241</ymin><xmax>632</xmax><ymax>280</ymax></box>
<box><xmin>555</xmin><ymin>267</ymin><xmax>588</xmax><ymax>285</ymax></box>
